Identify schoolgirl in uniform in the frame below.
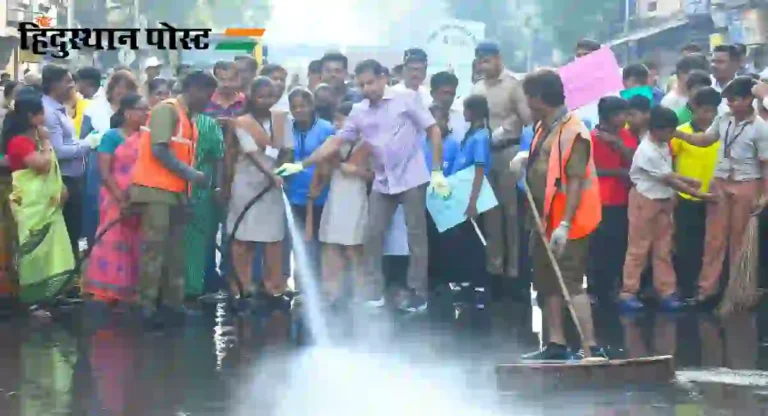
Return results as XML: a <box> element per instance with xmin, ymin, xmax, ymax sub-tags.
<box><xmin>228</xmin><ymin>77</ymin><xmax>290</xmax><ymax>311</ymax></box>
<box><xmin>441</xmin><ymin>94</ymin><xmax>492</xmax><ymax>308</ymax></box>
<box><xmin>317</xmin><ymin>102</ymin><xmax>373</xmax><ymax>308</ymax></box>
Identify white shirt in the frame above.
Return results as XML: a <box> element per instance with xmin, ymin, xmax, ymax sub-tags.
<box><xmin>273</xmin><ymin>93</ymin><xmax>290</xmax><ymax>111</ymax></box>
<box><xmin>392</xmin><ymin>82</ymin><xmax>433</xmax><ymax>107</ymax></box>
<box><xmin>449</xmin><ymin>108</ymin><xmax>469</xmax><ymax>140</ymax></box>
<box><xmin>83</xmin><ymin>88</ymin><xmax>113</xmax><ymax>134</ymax></box>
<box><xmin>630</xmin><ymin>138</ymin><xmax>675</xmax><ymax>200</ymax></box>
<box><xmin>661</xmin><ymin>90</ymin><xmax>687</xmax><ymax>112</ymax></box>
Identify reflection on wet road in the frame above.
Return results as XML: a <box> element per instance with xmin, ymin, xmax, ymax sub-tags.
<box><xmin>0</xmin><ymin>298</ymin><xmax>767</xmax><ymax>415</ymax></box>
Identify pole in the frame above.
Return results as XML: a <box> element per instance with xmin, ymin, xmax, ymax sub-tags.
<box><xmin>67</xmin><ymin>0</ymin><xmax>75</xmax><ymax>28</ymax></box>
<box><xmin>134</xmin><ymin>0</ymin><xmax>140</xmax><ymax>28</ymax></box>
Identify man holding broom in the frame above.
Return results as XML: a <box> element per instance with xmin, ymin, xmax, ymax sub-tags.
<box><xmin>510</xmin><ymin>69</ymin><xmax>608</xmax><ymax>361</ymax></box>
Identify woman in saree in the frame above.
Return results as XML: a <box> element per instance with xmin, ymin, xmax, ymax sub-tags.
<box><xmin>83</xmin><ymin>94</ymin><xmax>148</xmax><ymax>305</ymax></box>
<box><xmin>80</xmin><ymin>70</ymin><xmax>138</xmax><ymax>248</ymax></box>
<box><xmin>3</xmin><ymin>88</ymin><xmax>73</xmax><ymax>313</ymax></box>
<box><xmin>183</xmin><ymin>113</ymin><xmax>224</xmax><ymax>298</ymax></box>
<box><xmin>0</xmin><ymin>81</ymin><xmax>21</xmax><ymax>311</ymax></box>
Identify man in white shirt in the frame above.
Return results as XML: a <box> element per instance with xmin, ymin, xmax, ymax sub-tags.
<box><xmin>391</xmin><ymin>48</ymin><xmax>432</xmax><ymax>106</ymax></box>
<box><xmin>711</xmin><ymin>44</ymin><xmax>739</xmax><ymax>93</ymax></box>
<box><xmin>429</xmin><ymin>71</ymin><xmax>468</xmax><ymax>139</ymax></box>
<box><xmin>661</xmin><ymin>55</ymin><xmax>709</xmax><ymax>112</ymax></box>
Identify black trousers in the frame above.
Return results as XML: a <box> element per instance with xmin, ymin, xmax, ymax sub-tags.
<box><xmin>517</xmin><ymin>188</ymin><xmax>532</xmax><ymax>286</ymax></box>
<box><xmin>62</xmin><ymin>176</ymin><xmax>83</xmax><ymax>259</ymax></box>
<box><xmin>673</xmin><ymin>198</ymin><xmax>707</xmax><ymax>298</ymax></box>
<box><xmin>432</xmin><ymin>215</ymin><xmax>489</xmax><ymax>289</ymax></box>
<box><xmin>587</xmin><ymin>205</ymin><xmax>628</xmax><ymax>299</ymax></box>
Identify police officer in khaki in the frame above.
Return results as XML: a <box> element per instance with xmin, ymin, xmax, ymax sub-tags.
<box><xmin>471</xmin><ymin>41</ymin><xmax>532</xmax><ymax>297</ymax></box>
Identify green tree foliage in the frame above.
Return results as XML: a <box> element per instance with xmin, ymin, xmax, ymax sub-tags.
<box><xmin>445</xmin><ymin>0</ymin><xmax>528</xmax><ymax>70</ymax></box>
<box><xmin>536</xmin><ymin>0</ymin><xmax>623</xmax><ymax>53</ymax></box>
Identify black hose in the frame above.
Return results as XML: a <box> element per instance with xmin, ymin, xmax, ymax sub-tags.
<box><xmin>49</xmin><ymin>183</ymin><xmax>275</xmax><ymax>304</ymax></box>
<box><xmin>220</xmin><ymin>183</ymin><xmax>275</xmax><ymax>299</ymax></box>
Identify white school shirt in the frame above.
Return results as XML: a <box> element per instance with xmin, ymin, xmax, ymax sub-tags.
<box><xmin>629</xmin><ymin>138</ymin><xmax>675</xmax><ymax>200</ymax></box>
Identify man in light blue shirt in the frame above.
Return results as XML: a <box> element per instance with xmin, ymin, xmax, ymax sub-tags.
<box><xmin>42</xmin><ymin>65</ymin><xmax>91</xmax><ymax>257</ymax></box>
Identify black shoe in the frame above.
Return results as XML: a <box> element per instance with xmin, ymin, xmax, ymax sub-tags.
<box><xmin>398</xmin><ymin>291</ymin><xmax>428</xmax><ymax>314</ymax></box>
<box><xmin>136</xmin><ymin>306</ymin><xmax>164</xmax><ymax>329</ymax></box>
<box><xmin>569</xmin><ymin>346</ymin><xmax>610</xmax><ymax>361</ymax></box>
<box><xmin>449</xmin><ymin>282</ymin><xmax>473</xmax><ymax>305</ymax></box>
<box><xmin>259</xmin><ymin>292</ymin><xmax>292</xmax><ymax>311</ymax></box>
<box><xmin>473</xmin><ymin>286</ymin><xmax>489</xmax><ymax>310</ymax></box>
<box><xmin>159</xmin><ymin>305</ymin><xmax>197</xmax><ymax>326</ymax></box>
<box><xmin>230</xmin><ymin>297</ymin><xmax>252</xmax><ymax>315</ymax></box>
<box><xmin>693</xmin><ymin>294</ymin><xmax>720</xmax><ymax>310</ymax></box>
<box><xmin>521</xmin><ymin>342</ymin><xmax>569</xmax><ymax>361</ymax></box>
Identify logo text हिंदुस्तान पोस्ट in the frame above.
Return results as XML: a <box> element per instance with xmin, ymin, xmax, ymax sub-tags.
<box><xmin>20</xmin><ymin>19</ymin><xmax>265</xmax><ymax>59</ymax></box>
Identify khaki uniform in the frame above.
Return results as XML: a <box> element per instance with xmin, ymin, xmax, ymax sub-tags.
<box><xmin>130</xmin><ymin>103</ymin><xmax>190</xmax><ymax>309</ymax></box>
<box><xmin>526</xmin><ymin>121</ymin><xmax>590</xmax><ymax>297</ymax></box>
<box><xmin>472</xmin><ymin>69</ymin><xmax>531</xmax><ymax>277</ymax></box>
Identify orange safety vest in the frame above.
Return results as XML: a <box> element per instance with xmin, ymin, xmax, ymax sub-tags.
<box><xmin>132</xmin><ymin>98</ymin><xmax>199</xmax><ymax>194</ymax></box>
<box><xmin>531</xmin><ymin>113</ymin><xmax>602</xmax><ymax>239</ymax></box>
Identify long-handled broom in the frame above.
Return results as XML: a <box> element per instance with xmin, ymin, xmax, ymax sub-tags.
<box><xmin>522</xmin><ymin>184</ymin><xmax>593</xmax><ymax>359</ymax></box>
<box><xmin>717</xmin><ymin>214</ymin><xmax>762</xmax><ymax>316</ymax></box>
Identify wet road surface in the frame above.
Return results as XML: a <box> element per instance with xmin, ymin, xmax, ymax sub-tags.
<box><xmin>0</xmin><ymin>296</ymin><xmax>767</xmax><ymax>415</ymax></box>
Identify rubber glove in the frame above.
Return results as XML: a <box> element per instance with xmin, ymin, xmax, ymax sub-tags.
<box><xmin>429</xmin><ymin>170</ymin><xmax>451</xmax><ymax>198</ymax></box>
<box><xmin>274</xmin><ymin>162</ymin><xmax>304</xmax><ymax>177</ymax></box>
<box><xmin>508</xmin><ymin>150</ymin><xmax>529</xmax><ymax>178</ymax></box>
<box><xmin>83</xmin><ymin>131</ymin><xmax>103</xmax><ymax>149</ymax></box>
<box><xmin>549</xmin><ymin>221</ymin><xmax>570</xmax><ymax>257</ymax></box>
<box><xmin>492</xmin><ymin>126</ymin><xmax>505</xmax><ymax>141</ymax></box>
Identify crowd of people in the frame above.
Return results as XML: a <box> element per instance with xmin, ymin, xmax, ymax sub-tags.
<box><xmin>0</xmin><ymin>37</ymin><xmax>766</xmax><ymax>362</ymax></box>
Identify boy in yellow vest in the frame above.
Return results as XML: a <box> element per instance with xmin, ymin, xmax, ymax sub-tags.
<box><xmin>670</xmin><ymin>87</ymin><xmax>721</xmax><ymax>299</ymax></box>
<box><xmin>130</xmin><ymin>71</ymin><xmax>218</xmax><ymax>326</ymax></box>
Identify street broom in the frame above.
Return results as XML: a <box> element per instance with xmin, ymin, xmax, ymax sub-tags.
<box><xmin>717</xmin><ymin>216</ymin><xmax>762</xmax><ymax>317</ymax></box>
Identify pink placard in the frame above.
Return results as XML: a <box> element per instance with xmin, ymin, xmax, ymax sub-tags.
<box><xmin>558</xmin><ymin>47</ymin><xmax>623</xmax><ymax>110</ymax></box>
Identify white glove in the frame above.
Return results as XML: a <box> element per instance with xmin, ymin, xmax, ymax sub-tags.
<box><xmin>83</xmin><ymin>131</ymin><xmax>103</xmax><ymax>149</ymax></box>
<box><xmin>492</xmin><ymin>126</ymin><xmax>505</xmax><ymax>141</ymax></box>
<box><xmin>549</xmin><ymin>221</ymin><xmax>570</xmax><ymax>258</ymax></box>
<box><xmin>508</xmin><ymin>150</ymin><xmax>529</xmax><ymax>178</ymax></box>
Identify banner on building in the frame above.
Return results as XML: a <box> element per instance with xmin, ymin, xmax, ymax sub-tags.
<box><xmin>425</xmin><ymin>19</ymin><xmax>485</xmax><ymax>109</ymax></box>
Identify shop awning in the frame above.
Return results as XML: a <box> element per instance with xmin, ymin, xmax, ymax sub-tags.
<box><xmin>607</xmin><ymin>17</ymin><xmax>690</xmax><ymax>47</ymax></box>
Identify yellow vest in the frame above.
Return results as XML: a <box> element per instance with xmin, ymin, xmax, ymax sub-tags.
<box><xmin>72</xmin><ymin>95</ymin><xmax>90</xmax><ymax>138</ymax></box>
<box><xmin>670</xmin><ymin>122</ymin><xmax>720</xmax><ymax>200</ymax></box>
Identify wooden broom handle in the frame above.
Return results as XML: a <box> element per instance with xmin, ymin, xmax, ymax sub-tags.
<box><xmin>523</xmin><ymin>184</ymin><xmax>591</xmax><ymax>358</ymax></box>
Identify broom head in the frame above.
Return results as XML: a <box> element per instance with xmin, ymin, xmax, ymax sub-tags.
<box><xmin>717</xmin><ymin>216</ymin><xmax>762</xmax><ymax>316</ymax></box>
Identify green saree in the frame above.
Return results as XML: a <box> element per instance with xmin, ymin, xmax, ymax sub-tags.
<box><xmin>184</xmin><ymin>115</ymin><xmax>224</xmax><ymax>296</ymax></box>
<box><xmin>10</xmin><ymin>152</ymin><xmax>74</xmax><ymax>303</ymax></box>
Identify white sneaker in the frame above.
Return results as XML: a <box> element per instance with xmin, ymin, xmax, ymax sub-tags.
<box><xmin>364</xmin><ymin>297</ymin><xmax>386</xmax><ymax>309</ymax></box>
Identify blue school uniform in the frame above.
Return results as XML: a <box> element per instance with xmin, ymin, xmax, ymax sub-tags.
<box><xmin>285</xmin><ymin>117</ymin><xmax>334</xmax><ymax>206</ymax></box>
<box><xmin>422</xmin><ymin>132</ymin><xmax>460</xmax><ymax>174</ymax></box>
<box><xmin>431</xmin><ymin>126</ymin><xmax>493</xmax><ymax>296</ymax></box>
<box><xmin>448</xmin><ymin>127</ymin><xmax>491</xmax><ymax>176</ymax></box>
